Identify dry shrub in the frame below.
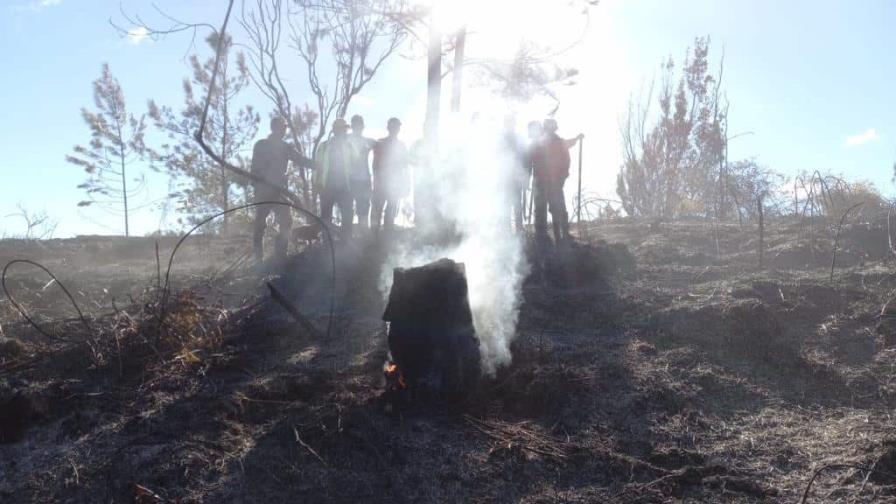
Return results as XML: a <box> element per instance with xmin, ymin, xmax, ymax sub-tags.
<box><xmin>156</xmin><ymin>291</ymin><xmax>227</xmax><ymax>362</ymax></box>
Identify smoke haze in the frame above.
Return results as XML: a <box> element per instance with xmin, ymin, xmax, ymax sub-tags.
<box><xmin>380</xmin><ymin>112</ymin><xmax>529</xmax><ymax>375</ymax></box>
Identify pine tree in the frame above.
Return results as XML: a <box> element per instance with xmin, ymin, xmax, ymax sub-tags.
<box><xmin>149</xmin><ymin>32</ymin><xmax>259</xmax><ymax>232</ymax></box>
<box><xmin>66</xmin><ymin>63</ymin><xmax>149</xmax><ymax>236</ymax></box>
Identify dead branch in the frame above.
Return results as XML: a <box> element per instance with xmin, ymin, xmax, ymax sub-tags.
<box><xmin>293</xmin><ymin>426</ymin><xmax>328</xmax><ymax>467</ymax></box>
<box><xmin>757</xmin><ymin>194</ymin><xmax>764</xmax><ymax>268</ymax></box>
<box><xmin>800</xmin><ymin>463</ymin><xmax>896</xmax><ymax>504</ymax></box>
<box><xmin>829</xmin><ymin>202</ymin><xmax>863</xmax><ymax>282</ymax></box>
<box><xmin>1</xmin><ymin>259</ymin><xmax>91</xmax><ymax>344</ymax></box>
<box><xmin>463</xmin><ymin>414</ymin><xmax>570</xmax><ymax>460</ymax></box>
<box><xmin>266</xmin><ymin>282</ymin><xmax>322</xmax><ymax>337</ymax></box>
<box><xmin>160</xmin><ymin>202</ymin><xmax>336</xmax><ymax>341</ymax></box>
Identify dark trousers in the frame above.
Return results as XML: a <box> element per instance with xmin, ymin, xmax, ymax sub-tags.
<box><xmin>321</xmin><ymin>185</ymin><xmax>354</xmax><ymax>236</ymax></box>
<box><xmin>253</xmin><ymin>194</ymin><xmax>292</xmax><ymax>261</ymax></box>
<box><xmin>351</xmin><ymin>178</ymin><xmax>371</xmax><ymax>228</ymax></box>
<box><xmin>372</xmin><ymin>191</ymin><xmax>400</xmax><ymax>230</ymax></box>
<box><xmin>510</xmin><ymin>182</ymin><xmax>525</xmax><ymax>232</ymax></box>
<box><xmin>534</xmin><ymin>179</ymin><xmax>568</xmax><ymax>241</ymax></box>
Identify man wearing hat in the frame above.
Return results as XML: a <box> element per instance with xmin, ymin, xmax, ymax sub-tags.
<box><xmin>250</xmin><ymin>115</ymin><xmax>312</xmax><ymax>263</ymax></box>
<box><xmin>372</xmin><ymin>118</ymin><xmax>409</xmax><ymax>232</ymax></box>
<box><xmin>315</xmin><ymin>118</ymin><xmax>359</xmax><ymax>235</ymax></box>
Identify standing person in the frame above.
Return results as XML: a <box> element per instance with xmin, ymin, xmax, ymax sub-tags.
<box><xmin>372</xmin><ymin>118</ymin><xmax>409</xmax><ymax>232</ymax></box>
<box><xmin>349</xmin><ymin>115</ymin><xmax>377</xmax><ymax>229</ymax></box>
<box><xmin>531</xmin><ymin>118</ymin><xmax>583</xmax><ymax>244</ymax></box>
<box><xmin>503</xmin><ymin>115</ymin><xmax>527</xmax><ymax>233</ymax></box>
<box><xmin>250</xmin><ymin>116</ymin><xmax>312</xmax><ymax>264</ymax></box>
<box><xmin>315</xmin><ymin>118</ymin><xmax>359</xmax><ymax>236</ymax></box>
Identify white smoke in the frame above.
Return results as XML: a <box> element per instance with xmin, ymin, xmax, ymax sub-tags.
<box><xmin>380</xmin><ymin>112</ymin><xmax>530</xmax><ymax>375</ymax></box>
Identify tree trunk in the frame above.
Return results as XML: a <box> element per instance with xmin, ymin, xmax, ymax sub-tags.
<box><xmin>450</xmin><ymin>26</ymin><xmax>466</xmax><ymax>114</ymax></box>
<box><xmin>425</xmin><ymin>5</ymin><xmax>441</xmax><ymax>147</ymax></box>
<box><xmin>757</xmin><ymin>194</ymin><xmax>764</xmax><ymax>268</ymax></box>
<box><xmin>119</xmin><ymin>139</ymin><xmax>130</xmax><ymax>237</ymax></box>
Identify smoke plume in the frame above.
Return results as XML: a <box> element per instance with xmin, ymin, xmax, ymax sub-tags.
<box><xmin>380</xmin><ymin>112</ymin><xmax>529</xmax><ymax>375</ymax></box>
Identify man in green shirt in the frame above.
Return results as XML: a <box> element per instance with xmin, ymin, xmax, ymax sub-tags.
<box><xmin>315</xmin><ymin>118</ymin><xmax>359</xmax><ymax>236</ymax></box>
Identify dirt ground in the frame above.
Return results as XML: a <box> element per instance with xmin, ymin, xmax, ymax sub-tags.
<box><xmin>2</xmin><ymin>217</ymin><xmax>896</xmax><ymax>503</ymax></box>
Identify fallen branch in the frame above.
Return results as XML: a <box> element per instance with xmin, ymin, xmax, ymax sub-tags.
<box><xmin>2</xmin><ymin>259</ymin><xmax>91</xmax><ymax>344</ymax></box>
<box><xmin>463</xmin><ymin>414</ymin><xmax>570</xmax><ymax>460</ymax></box>
<box><xmin>293</xmin><ymin>426</ymin><xmax>328</xmax><ymax>467</ymax></box>
<box><xmin>267</xmin><ymin>282</ymin><xmax>322</xmax><ymax>338</ymax></box>
<box><xmin>800</xmin><ymin>463</ymin><xmax>896</xmax><ymax>503</ymax></box>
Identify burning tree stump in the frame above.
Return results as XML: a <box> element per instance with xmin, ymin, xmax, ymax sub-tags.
<box><xmin>383</xmin><ymin>258</ymin><xmax>481</xmax><ymax>402</ymax></box>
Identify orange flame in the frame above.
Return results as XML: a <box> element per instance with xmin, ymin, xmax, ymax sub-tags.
<box><xmin>384</xmin><ymin>361</ymin><xmax>407</xmax><ymax>389</ymax></box>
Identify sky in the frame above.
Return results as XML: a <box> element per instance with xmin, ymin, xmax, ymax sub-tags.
<box><xmin>1</xmin><ymin>0</ymin><xmax>894</xmax><ymax>237</ymax></box>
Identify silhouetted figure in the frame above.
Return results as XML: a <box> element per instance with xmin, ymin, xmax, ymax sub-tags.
<box><xmin>349</xmin><ymin>115</ymin><xmax>377</xmax><ymax>229</ymax></box>
<box><xmin>531</xmin><ymin>118</ymin><xmax>583</xmax><ymax>244</ymax></box>
<box><xmin>372</xmin><ymin>118</ymin><xmax>409</xmax><ymax>232</ymax></box>
<box><xmin>251</xmin><ymin>116</ymin><xmax>312</xmax><ymax>263</ymax></box>
<box><xmin>315</xmin><ymin>118</ymin><xmax>359</xmax><ymax>236</ymax></box>
<box><xmin>503</xmin><ymin>115</ymin><xmax>527</xmax><ymax>233</ymax></box>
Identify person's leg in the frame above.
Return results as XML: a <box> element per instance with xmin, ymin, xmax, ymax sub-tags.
<box><xmin>253</xmin><ymin>204</ymin><xmax>273</xmax><ymax>263</ymax></box>
<box><xmin>556</xmin><ymin>180</ymin><xmax>570</xmax><ymax>239</ymax></box>
<box><xmin>354</xmin><ymin>179</ymin><xmax>371</xmax><ymax>229</ymax></box>
<box><xmin>534</xmin><ymin>181</ymin><xmax>548</xmax><ymax>239</ymax></box>
<box><xmin>548</xmin><ymin>180</ymin><xmax>568</xmax><ymax>242</ymax></box>
<box><xmin>371</xmin><ymin>190</ymin><xmax>385</xmax><ymax>231</ymax></box>
<box><xmin>337</xmin><ymin>189</ymin><xmax>354</xmax><ymax>237</ymax></box>
<box><xmin>384</xmin><ymin>196</ymin><xmax>399</xmax><ymax>229</ymax></box>
<box><xmin>273</xmin><ymin>203</ymin><xmax>292</xmax><ymax>260</ymax></box>
<box><xmin>320</xmin><ymin>189</ymin><xmax>335</xmax><ymax>224</ymax></box>
<box><xmin>512</xmin><ymin>182</ymin><xmax>524</xmax><ymax>232</ymax></box>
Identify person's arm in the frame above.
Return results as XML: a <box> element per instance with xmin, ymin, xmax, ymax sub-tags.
<box><xmin>564</xmin><ymin>133</ymin><xmax>584</xmax><ymax>149</ymax></box>
<box><xmin>371</xmin><ymin>140</ymin><xmax>383</xmax><ymax>175</ymax></box>
<box><xmin>250</xmin><ymin>140</ymin><xmax>264</xmax><ymax>176</ymax></box>
<box><xmin>288</xmin><ymin>143</ymin><xmax>314</xmax><ymax>169</ymax></box>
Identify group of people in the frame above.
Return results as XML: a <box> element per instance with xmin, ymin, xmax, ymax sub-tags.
<box><xmin>249</xmin><ymin>113</ymin><xmax>581</xmax><ymax>262</ymax></box>
<box><xmin>249</xmin><ymin>115</ymin><xmax>410</xmax><ymax>262</ymax></box>
<box><xmin>505</xmin><ymin>117</ymin><xmax>583</xmax><ymax>244</ymax></box>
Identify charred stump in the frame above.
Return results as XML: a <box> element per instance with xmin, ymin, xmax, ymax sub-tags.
<box><xmin>383</xmin><ymin>258</ymin><xmax>481</xmax><ymax>402</ymax></box>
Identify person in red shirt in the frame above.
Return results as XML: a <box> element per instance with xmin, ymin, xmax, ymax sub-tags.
<box><xmin>530</xmin><ymin>118</ymin><xmax>583</xmax><ymax>244</ymax></box>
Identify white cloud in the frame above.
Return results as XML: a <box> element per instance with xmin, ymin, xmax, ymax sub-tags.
<box><xmin>11</xmin><ymin>0</ymin><xmax>62</xmax><ymax>12</ymax></box>
<box><xmin>127</xmin><ymin>26</ymin><xmax>150</xmax><ymax>45</ymax></box>
<box><xmin>845</xmin><ymin>128</ymin><xmax>879</xmax><ymax>147</ymax></box>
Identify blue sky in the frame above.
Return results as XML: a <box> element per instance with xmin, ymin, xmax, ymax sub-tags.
<box><xmin>1</xmin><ymin>0</ymin><xmax>894</xmax><ymax>237</ymax></box>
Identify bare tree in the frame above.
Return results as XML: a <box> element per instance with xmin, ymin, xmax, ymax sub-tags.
<box><xmin>4</xmin><ymin>204</ymin><xmax>58</xmax><ymax>240</ymax></box>
<box><xmin>149</xmin><ymin>32</ymin><xmax>260</xmax><ymax>233</ymax></box>
<box><xmin>725</xmin><ymin>159</ymin><xmax>784</xmax><ymax>224</ymax></box>
<box><xmin>66</xmin><ymin>64</ymin><xmax>150</xmax><ymax>236</ymax></box>
<box><xmin>240</xmin><ymin>0</ymin><xmax>411</xmax><ymax>156</ymax></box>
<box><xmin>617</xmin><ymin>37</ymin><xmax>726</xmax><ymax>220</ymax></box>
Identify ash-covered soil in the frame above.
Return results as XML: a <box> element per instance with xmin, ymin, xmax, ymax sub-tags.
<box><xmin>2</xmin><ymin>218</ymin><xmax>896</xmax><ymax>503</ymax></box>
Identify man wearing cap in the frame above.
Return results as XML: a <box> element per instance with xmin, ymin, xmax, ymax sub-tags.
<box><xmin>372</xmin><ymin>118</ymin><xmax>409</xmax><ymax>232</ymax></box>
<box><xmin>250</xmin><ymin>116</ymin><xmax>313</xmax><ymax>263</ymax></box>
<box><xmin>315</xmin><ymin>118</ymin><xmax>359</xmax><ymax>235</ymax></box>
<box><xmin>530</xmin><ymin>118</ymin><xmax>583</xmax><ymax>244</ymax></box>
<box><xmin>349</xmin><ymin>115</ymin><xmax>377</xmax><ymax>229</ymax></box>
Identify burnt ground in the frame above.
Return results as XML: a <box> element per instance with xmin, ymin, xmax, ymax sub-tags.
<box><xmin>2</xmin><ymin>218</ymin><xmax>896</xmax><ymax>503</ymax></box>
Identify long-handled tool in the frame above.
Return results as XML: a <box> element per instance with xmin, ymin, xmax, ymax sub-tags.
<box><xmin>576</xmin><ymin>136</ymin><xmax>584</xmax><ymax>224</ymax></box>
